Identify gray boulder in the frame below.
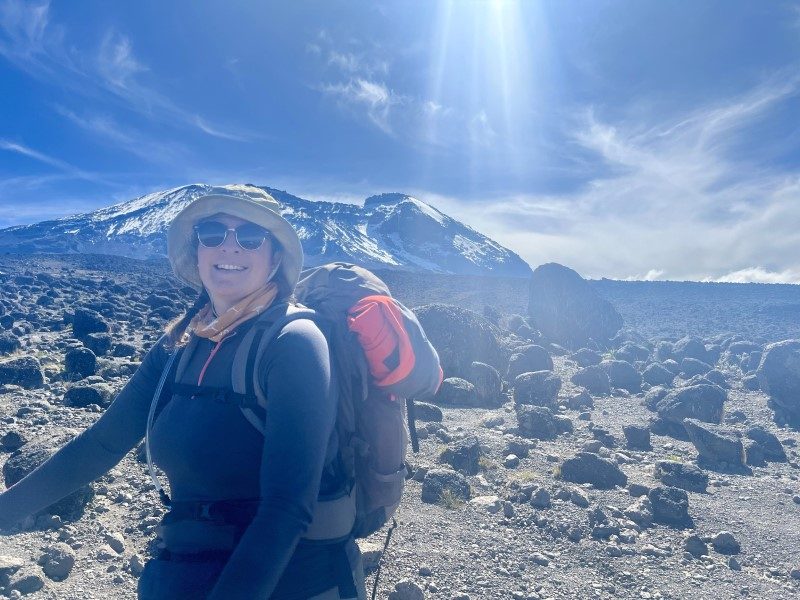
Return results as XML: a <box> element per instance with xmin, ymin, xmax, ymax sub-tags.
<box><xmin>0</xmin><ymin>356</ymin><xmax>44</xmax><ymax>389</ymax></box>
<box><xmin>506</xmin><ymin>345</ymin><xmax>553</xmax><ymax>380</ymax></box>
<box><xmin>654</xmin><ymin>460</ymin><xmax>708</xmax><ymax>493</ymax></box>
<box><xmin>432</xmin><ymin>378</ymin><xmax>481</xmax><ymax>408</ymax></box>
<box><xmin>570</xmin><ymin>348</ymin><xmax>602</xmax><ymax>367</ymax></box>
<box><xmin>439</xmin><ymin>436</ymin><xmax>482</xmax><ymax>475</ymax></box>
<box><xmin>642</xmin><ymin>363</ymin><xmax>675</xmax><ymax>387</ymax></box>
<box><xmin>527</xmin><ymin>263</ymin><xmax>623</xmax><ymax>350</ymax></box>
<box><xmin>513</xmin><ymin>371</ymin><xmax>561</xmax><ymax>409</ymax></box>
<box><xmin>756</xmin><ymin>340</ymin><xmax>800</xmax><ymax>423</ymax></box>
<box><xmin>413</xmin><ymin>402</ymin><xmax>443</xmax><ymax>423</ymax></box>
<box><xmin>648</xmin><ymin>486</ymin><xmax>693</xmax><ymax>528</ymax></box>
<box><xmin>421</xmin><ymin>469</ymin><xmax>471</xmax><ymax>504</ymax></box>
<box><xmin>515</xmin><ymin>405</ymin><xmax>558</xmax><ymax>440</ymax></box>
<box><xmin>680</xmin><ymin>358</ymin><xmax>712</xmax><ymax>378</ymax></box>
<box><xmin>468</xmin><ymin>362</ymin><xmax>503</xmax><ymax>405</ymax></box>
<box><xmin>683</xmin><ymin>419</ymin><xmax>747</xmax><ymax>470</ymax></box>
<box><xmin>559</xmin><ymin>452</ymin><xmax>627</xmax><ymax>489</ymax></box>
<box><xmin>623</xmin><ymin>425</ymin><xmax>651</xmax><ymax>450</ymax></box>
<box><xmin>656</xmin><ymin>384</ymin><xmax>726</xmax><ymax>427</ymax></box>
<box><xmin>601</xmin><ymin>360</ymin><xmax>642</xmax><ymax>393</ymax></box>
<box><xmin>64</xmin><ymin>347</ymin><xmax>96</xmax><ymax>379</ymax></box>
<box><xmin>673</xmin><ymin>337</ymin><xmax>711</xmax><ymax>364</ymax></box>
<box><xmin>570</xmin><ymin>365</ymin><xmax>611</xmax><ymax>396</ymax></box>
<box><xmin>746</xmin><ymin>426</ymin><xmax>786</xmax><ymax>462</ymax></box>
<box><xmin>71</xmin><ymin>307</ymin><xmax>109</xmax><ymax>339</ymax></box>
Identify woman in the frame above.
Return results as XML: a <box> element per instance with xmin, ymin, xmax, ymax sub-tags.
<box><xmin>0</xmin><ymin>186</ymin><xmax>366</xmax><ymax>599</ymax></box>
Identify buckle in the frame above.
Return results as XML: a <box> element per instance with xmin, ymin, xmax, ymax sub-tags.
<box><xmin>212</xmin><ymin>390</ymin><xmax>228</xmax><ymax>404</ymax></box>
<box><xmin>198</xmin><ymin>503</ymin><xmax>213</xmax><ymax>519</ymax></box>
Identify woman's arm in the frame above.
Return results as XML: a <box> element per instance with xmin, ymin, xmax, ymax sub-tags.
<box><xmin>207</xmin><ymin>318</ymin><xmax>336</xmax><ymax>600</ymax></box>
<box><xmin>0</xmin><ymin>337</ymin><xmax>171</xmax><ymax>529</ymax></box>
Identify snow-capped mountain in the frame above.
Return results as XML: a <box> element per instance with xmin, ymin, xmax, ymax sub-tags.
<box><xmin>0</xmin><ymin>184</ymin><xmax>532</xmax><ymax>277</ymax></box>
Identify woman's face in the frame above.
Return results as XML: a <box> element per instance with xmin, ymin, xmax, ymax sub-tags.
<box><xmin>196</xmin><ymin>214</ymin><xmax>277</xmax><ymax>311</ymax></box>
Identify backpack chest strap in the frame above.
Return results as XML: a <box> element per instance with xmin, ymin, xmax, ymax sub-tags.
<box><xmin>169</xmin><ymin>383</ymin><xmax>260</xmax><ymax>408</ymax></box>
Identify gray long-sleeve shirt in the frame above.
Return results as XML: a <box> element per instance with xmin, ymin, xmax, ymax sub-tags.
<box><xmin>0</xmin><ymin>314</ymin><xmax>340</xmax><ymax>599</ymax></box>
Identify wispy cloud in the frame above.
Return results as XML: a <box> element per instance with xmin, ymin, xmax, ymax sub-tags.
<box><xmin>0</xmin><ymin>139</ymin><xmax>107</xmax><ymax>184</ymax></box>
<box><xmin>705</xmin><ymin>267</ymin><xmax>800</xmax><ymax>284</ymax></box>
<box><xmin>413</xmin><ymin>75</ymin><xmax>800</xmax><ymax>281</ymax></box>
<box><xmin>320</xmin><ymin>78</ymin><xmax>403</xmax><ymax>134</ymax></box>
<box><xmin>0</xmin><ymin>1</ymin><xmax>253</xmax><ymax>143</ymax></box>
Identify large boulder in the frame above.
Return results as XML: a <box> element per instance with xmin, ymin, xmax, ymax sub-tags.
<box><xmin>672</xmin><ymin>337</ymin><xmax>711</xmax><ymax>364</ymax></box>
<box><xmin>432</xmin><ymin>378</ymin><xmax>483</xmax><ymax>408</ymax></box>
<box><xmin>600</xmin><ymin>360</ymin><xmax>642</xmax><ymax>393</ymax></box>
<box><xmin>71</xmin><ymin>307</ymin><xmax>109</xmax><ymax>339</ymax></box>
<box><xmin>756</xmin><ymin>340</ymin><xmax>800</xmax><ymax>424</ymax></box>
<box><xmin>655</xmin><ymin>385</ymin><xmax>726</xmax><ymax>429</ymax></box>
<box><xmin>506</xmin><ymin>345</ymin><xmax>553</xmax><ymax>380</ymax></box>
<box><xmin>415</xmin><ymin>304</ymin><xmax>506</xmax><ymax>379</ymax></box>
<box><xmin>648</xmin><ymin>486</ymin><xmax>693</xmax><ymax>528</ymax></box>
<box><xmin>513</xmin><ymin>371</ymin><xmax>561</xmax><ymax>409</ymax></box>
<box><xmin>421</xmin><ymin>469</ymin><xmax>471</xmax><ymax>504</ymax></box>
<box><xmin>0</xmin><ymin>356</ymin><xmax>44</xmax><ymax>389</ymax></box>
<box><xmin>682</xmin><ymin>419</ymin><xmax>747</xmax><ymax>470</ymax></box>
<box><xmin>654</xmin><ymin>460</ymin><xmax>708</xmax><ymax>493</ymax></box>
<box><xmin>559</xmin><ymin>452</ymin><xmax>627</xmax><ymax>489</ymax></box>
<box><xmin>438</xmin><ymin>436</ymin><xmax>482</xmax><ymax>475</ymax></box>
<box><xmin>570</xmin><ymin>365</ymin><xmax>611</xmax><ymax>396</ymax></box>
<box><xmin>515</xmin><ymin>405</ymin><xmax>558</xmax><ymax>440</ymax></box>
<box><xmin>642</xmin><ymin>363</ymin><xmax>675</xmax><ymax>387</ymax></box>
<box><xmin>468</xmin><ymin>362</ymin><xmax>503</xmax><ymax>405</ymax></box>
<box><xmin>746</xmin><ymin>426</ymin><xmax>786</xmax><ymax>462</ymax></box>
<box><xmin>3</xmin><ymin>437</ymin><xmax>95</xmax><ymax>521</ymax></box>
<box><xmin>527</xmin><ymin>263</ymin><xmax>623</xmax><ymax>350</ymax></box>
<box><xmin>570</xmin><ymin>348</ymin><xmax>602</xmax><ymax>367</ymax></box>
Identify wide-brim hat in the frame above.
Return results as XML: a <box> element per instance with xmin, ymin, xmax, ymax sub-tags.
<box><xmin>167</xmin><ymin>185</ymin><xmax>303</xmax><ymax>292</ymax></box>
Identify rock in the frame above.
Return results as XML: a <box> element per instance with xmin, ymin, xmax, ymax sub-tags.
<box><xmin>71</xmin><ymin>307</ymin><xmax>109</xmax><ymax>339</ymax></box>
<box><xmin>570</xmin><ymin>488</ymin><xmax>590</xmax><ymax>508</ymax></box>
<box><xmin>590</xmin><ymin>425</ymin><xmax>616</xmax><ymax>448</ymax></box>
<box><xmin>623</xmin><ymin>425</ymin><xmax>651</xmax><ymax>450</ymax></box>
<box><xmin>439</xmin><ymin>436</ymin><xmax>482</xmax><ymax>475</ymax></box>
<box><xmin>742</xmin><ymin>374</ymin><xmax>761</xmax><ymax>391</ymax></box>
<box><xmin>468</xmin><ymin>362</ymin><xmax>502</xmax><ymax>404</ymax></box>
<box><xmin>683</xmin><ymin>419</ymin><xmax>747</xmax><ymax>470</ymax></box>
<box><xmin>64</xmin><ymin>347</ymin><xmax>97</xmax><ymax>379</ymax></box>
<box><xmin>570</xmin><ymin>365</ymin><xmax>611</xmax><ymax>396</ymax></box>
<box><xmin>527</xmin><ymin>263</ymin><xmax>623</xmax><ymax>350</ymax></box>
<box><xmin>503</xmin><ymin>454</ymin><xmax>520</xmax><ymax>468</ymax></box>
<box><xmin>9</xmin><ymin>568</ymin><xmax>45</xmax><ymax>594</ymax></box>
<box><xmin>644</xmin><ymin>386</ymin><xmax>669</xmax><ymax>411</ymax></box>
<box><xmin>673</xmin><ymin>336</ymin><xmax>711</xmax><ymax>364</ymax></box>
<box><xmin>628</xmin><ymin>483</ymin><xmax>650</xmax><ymax>497</ymax></box>
<box><xmin>530</xmin><ymin>487</ymin><xmax>551</xmax><ymax>509</ymax></box>
<box><xmin>515</xmin><ymin>405</ymin><xmax>558</xmax><ymax>440</ymax></box>
<box><xmin>469</xmin><ymin>495</ymin><xmax>502</xmax><ymax>514</ymax></box>
<box><xmin>642</xmin><ymin>363</ymin><xmax>675</xmax><ymax>387</ymax></box>
<box><xmin>0</xmin><ymin>431</ymin><xmax>27</xmax><ymax>452</ymax></box>
<box><xmin>416</xmin><ymin>304</ymin><xmax>506</xmax><ymax>379</ymax></box>
<box><xmin>567</xmin><ymin>389</ymin><xmax>593</xmax><ymax>410</ymax></box>
<box><xmin>684</xmin><ymin>534</ymin><xmax>708</xmax><ymax>557</ymax></box>
<box><xmin>3</xmin><ymin>438</ymin><xmax>94</xmax><ymax>521</ymax></box>
<box><xmin>615</xmin><ymin>342</ymin><xmax>650</xmax><ymax>364</ymax></box>
<box><xmin>624</xmin><ymin>496</ymin><xmax>653</xmax><ymax>527</ymax></box>
<box><xmin>756</xmin><ymin>340</ymin><xmax>800</xmax><ymax>423</ymax></box>
<box><xmin>0</xmin><ymin>555</ymin><xmax>24</xmax><ymax>577</ymax></box>
<box><xmin>503</xmin><ymin>437</ymin><xmax>531</xmax><ymax>458</ymax></box>
<box><xmin>654</xmin><ymin>460</ymin><xmax>709</xmax><ymax>493</ymax></box>
<box><xmin>421</xmin><ymin>469</ymin><xmax>471</xmax><ymax>504</ymax></box>
<box><xmin>413</xmin><ymin>402</ymin><xmax>443</xmax><ymax>423</ymax></box>
<box><xmin>656</xmin><ymin>384</ymin><xmax>727</xmax><ymax>430</ymax></box>
<box><xmin>704</xmin><ymin>369</ymin><xmax>729</xmax><ymax>389</ymax></box>
<box><xmin>513</xmin><ymin>371</ymin><xmax>561</xmax><ymax>409</ymax></box>
<box><xmin>560</xmin><ymin>452</ymin><xmax>627</xmax><ymax>489</ymax></box>
<box><xmin>433</xmin><ymin>378</ymin><xmax>481</xmax><ymax>408</ymax></box>
<box><xmin>38</xmin><ymin>543</ymin><xmax>76</xmax><ymax>581</ymax></box>
<box><xmin>506</xmin><ymin>345</ymin><xmax>553</xmax><ymax>380</ymax></box>
<box><xmin>0</xmin><ymin>332</ymin><xmax>21</xmax><ymax>356</ymax></box>
<box><xmin>680</xmin><ymin>358</ymin><xmax>712</xmax><ymax>378</ymax></box>
<box><xmin>63</xmin><ymin>385</ymin><xmax>108</xmax><ymax>408</ymax></box>
<box><xmin>104</xmin><ymin>532</ymin><xmax>125</xmax><ymax>554</ymax></box>
<box><xmin>711</xmin><ymin>531</ymin><xmax>741</xmax><ymax>554</ymax></box>
<box><xmin>0</xmin><ymin>356</ymin><xmax>44</xmax><ymax>389</ymax></box>
<box><xmin>570</xmin><ymin>348</ymin><xmax>602</xmax><ymax>367</ymax></box>
<box><xmin>601</xmin><ymin>360</ymin><xmax>642</xmax><ymax>393</ymax></box>
<box><xmin>746</xmin><ymin>426</ymin><xmax>787</xmax><ymax>463</ymax></box>
<box><xmin>83</xmin><ymin>333</ymin><xmax>112</xmax><ymax>356</ymax></box>
<box><xmin>648</xmin><ymin>486</ymin><xmax>693</xmax><ymax>528</ymax></box>
<box><xmin>554</xmin><ymin>415</ymin><xmax>574</xmax><ymax>434</ymax></box>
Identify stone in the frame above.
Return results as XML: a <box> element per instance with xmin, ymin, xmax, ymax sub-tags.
<box><xmin>71</xmin><ymin>307</ymin><xmax>109</xmax><ymax>339</ymax></box>
<box><xmin>9</xmin><ymin>569</ymin><xmax>45</xmax><ymax>594</ymax></box>
<box><xmin>0</xmin><ymin>356</ymin><xmax>44</xmax><ymax>389</ymax></box>
<box><xmin>0</xmin><ymin>431</ymin><xmax>27</xmax><ymax>452</ymax></box>
<box><xmin>570</xmin><ymin>348</ymin><xmax>602</xmax><ymax>367</ymax></box>
<box><xmin>506</xmin><ymin>345</ymin><xmax>553</xmax><ymax>380</ymax></box>
<box><xmin>656</xmin><ymin>384</ymin><xmax>727</xmax><ymax>430</ymax></box>
<box><xmin>527</xmin><ymin>263</ymin><xmax>623</xmax><ymax>350</ymax></box>
<box><xmin>711</xmin><ymin>531</ymin><xmax>741</xmax><ymax>554</ymax></box>
<box><xmin>590</xmin><ymin>425</ymin><xmax>616</xmax><ymax>448</ymax></box>
<box><xmin>0</xmin><ymin>332</ymin><xmax>21</xmax><ymax>356</ymax></box>
<box><xmin>648</xmin><ymin>486</ymin><xmax>693</xmax><ymax>528</ymax></box>
<box><xmin>623</xmin><ymin>425</ymin><xmax>651</xmax><ymax>450</ymax></box>
<box><xmin>513</xmin><ymin>371</ymin><xmax>561</xmax><ymax>409</ymax></box>
<box><xmin>673</xmin><ymin>336</ymin><xmax>711</xmax><ymax>364</ymax></box>
<box><xmin>615</xmin><ymin>342</ymin><xmax>650</xmax><ymax>364</ymax></box>
<box><xmin>38</xmin><ymin>543</ymin><xmax>76</xmax><ymax>581</ymax></box>
<box><xmin>503</xmin><ymin>437</ymin><xmax>531</xmax><ymax>458</ymax></box>
<box><xmin>104</xmin><ymin>532</ymin><xmax>125</xmax><ymax>554</ymax></box>
<box><xmin>756</xmin><ymin>340</ymin><xmax>800</xmax><ymax>424</ymax></box>
<box><xmin>63</xmin><ymin>385</ymin><xmax>108</xmax><ymax>408</ymax></box>
<box><xmin>388</xmin><ymin>579</ymin><xmax>425</xmax><ymax>600</ymax></box>
<box><xmin>469</xmin><ymin>495</ymin><xmax>502</xmax><ymax>514</ymax></box>
<box><xmin>684</xmin><ymin>534</ymin><xmax>708</xmax><ymax>557</ymax></box>
<box><xmin>530</xmin><ymin>487</ymin><xmax>551</xmax><ymax>509</ymax></box>
<box><xmin>412</xmin><ymin>402</ymin><xmax>443</xmax><ymax>423</ymax></box>
<box><xmin>0</xmin><ymin>555</ymin><xmax>24</xmax><ymax>577</ymax></box>
<box><xmin>560</xmin><ymin>452</ymin><xmax>627</xmax><ymax>489</ymax></box>
<box><xmin>415</xmin><ymin>304</ymin><xmax>506</xmax><ymax>379</ymax></box>
<box><xmin>654</xmin><ymin>461</ymin><xmax>709</xmax><ymax>493</ymax></box>
<box><xmin>515</xmin><ymin>405</ymin><xmax>558</xmax><ymax>440</ymax></box>
<box><xmin>680</xmin><ymin>358</ymin><xmax>712</xmax><ymax>378</ymax></box>
<box><xmin>83</xmin><ymin>333</ymin><xmax>112</xmax><ymax>356</ymax></box>
<box><xmin>683</xmin><ymin>419</ymin><xmax>747</xmax><ymax>470</ymax></box>
<box><xmin>600</xmin><ymin>360</ymin><xmax>642</xmax><ymax>393</ymax></box>
<box><xmin>439</xmin><ymin>436</ymin><xmax>482</xmax><ymax>475</ymax></box>
<box><xmin>642</xmin><ymin>363</ymin><xmax>675</xmax><ymax>387</ymax></box>
<box><xmin>742</xmin><ymin>374</ymin><xmax>761</xmax><ymax>391</ymax></box>
<box><xmin>570</xmin><ymin>365</ymin><xmax>611</xmax><ymax>396</ymax></box>
<box><xmin>433</xmin><ymin>378</ymin><xmax>481</xmax><ymax>408</ymax></box>
<box><xmin>644</xmin><ymin>386</ymin><xmax>669</xmax><ymax>411</ymax></box>
<box><xmin>468</xmin><ymin>362</ymin><xmax>503</xmax><ymax>405</ymax></box>
<box><xmin>421</xmin><ymin>469</ymin><xmax>471</xmax><ymax>504</ymax></box>
<box><xmin>624</xmin><ymin>496</ymin><xmax>653</xmax><ymax>528</ymax></box>
<box><xmin>504</xmin><ymin>454</ymin><xmax>520</xmax><ymax>468</ymax></box>
<box><xmin>704</xmin><ymin>369</ymin><xmax>729</xmax><ymax>389</ymax></box>
<box><xmin>746</xmin><ymin>426</ymin><xmax>787</xmax><ymax>462</ymax></box>
<box><xmin>64</xmin><ymin>347</ymin><xmax>97</xmax><ymax>379</ymax></box>
<box><xmin>567</xmin><ymin>390</ymin><xmax>593</xmax><ymax>410</ymax></box>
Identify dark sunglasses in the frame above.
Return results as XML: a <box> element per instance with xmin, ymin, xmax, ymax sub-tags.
<box><xmin>194</xmin><ymin>221</ymin><xmax>271</xmax><ymax>251</ymax></box>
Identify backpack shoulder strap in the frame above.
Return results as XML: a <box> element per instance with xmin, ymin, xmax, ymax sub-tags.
<box><xmin>231</xmin><ymin>306</ymin><xmax>320</xmax><ymax>435</ymax></box>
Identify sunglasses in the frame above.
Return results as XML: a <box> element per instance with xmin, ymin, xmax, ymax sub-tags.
<box><xmin>194</xmin><ymin>221</ymin><xmax>271</xmax><ymax>251</ymax></box>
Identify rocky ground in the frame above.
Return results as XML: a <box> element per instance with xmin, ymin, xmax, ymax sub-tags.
<box><xmin>0</xmin><ymin>254</ymin><xmax>799</xmax><ymax>599</ymax></box>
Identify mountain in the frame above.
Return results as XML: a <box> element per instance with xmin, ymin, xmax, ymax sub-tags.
<box><xmin>0</xmin><ymin>184</ymin><xmax>532</xmax><ymax>277</ymax></box>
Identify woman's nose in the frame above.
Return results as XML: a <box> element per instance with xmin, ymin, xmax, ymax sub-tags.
<box><xmin>220</xmin><ymin>230</ymin><xmax>240</xmax><ymax>251</ymax></box>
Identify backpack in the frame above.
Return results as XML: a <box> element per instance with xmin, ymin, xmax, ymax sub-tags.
<box><xmin>145</xmin><ymin>262</ymin><xmax>443</xmax><ymax>541</ymax></box>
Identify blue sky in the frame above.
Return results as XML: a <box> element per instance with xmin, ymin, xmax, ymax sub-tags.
<box><xmin>1</xmin><ymin>0</ymin><xmax>799</xmax><ymax>282</ymax></box>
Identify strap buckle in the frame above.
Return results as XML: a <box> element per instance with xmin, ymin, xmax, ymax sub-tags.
<box><xmin>211</xmin><ymin>390</ymin><xmax>229</xmax><ymax>404</ymax></box>
<box><xmin>198</xmin><ymin>502</ymin><xmax>213</xmax><ymax>520</ymax></box>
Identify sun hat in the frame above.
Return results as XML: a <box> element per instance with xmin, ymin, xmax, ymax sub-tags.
<box><xmin>167</xmin><ymin>184</ymin><xmax>303</xmax><ymax>292</ymax></box>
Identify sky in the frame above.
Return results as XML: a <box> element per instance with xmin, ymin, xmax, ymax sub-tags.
<box><xmin>0</xmin><ymin>0</ymin><xmax>799</xmax><ymax>282</ymax></box>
